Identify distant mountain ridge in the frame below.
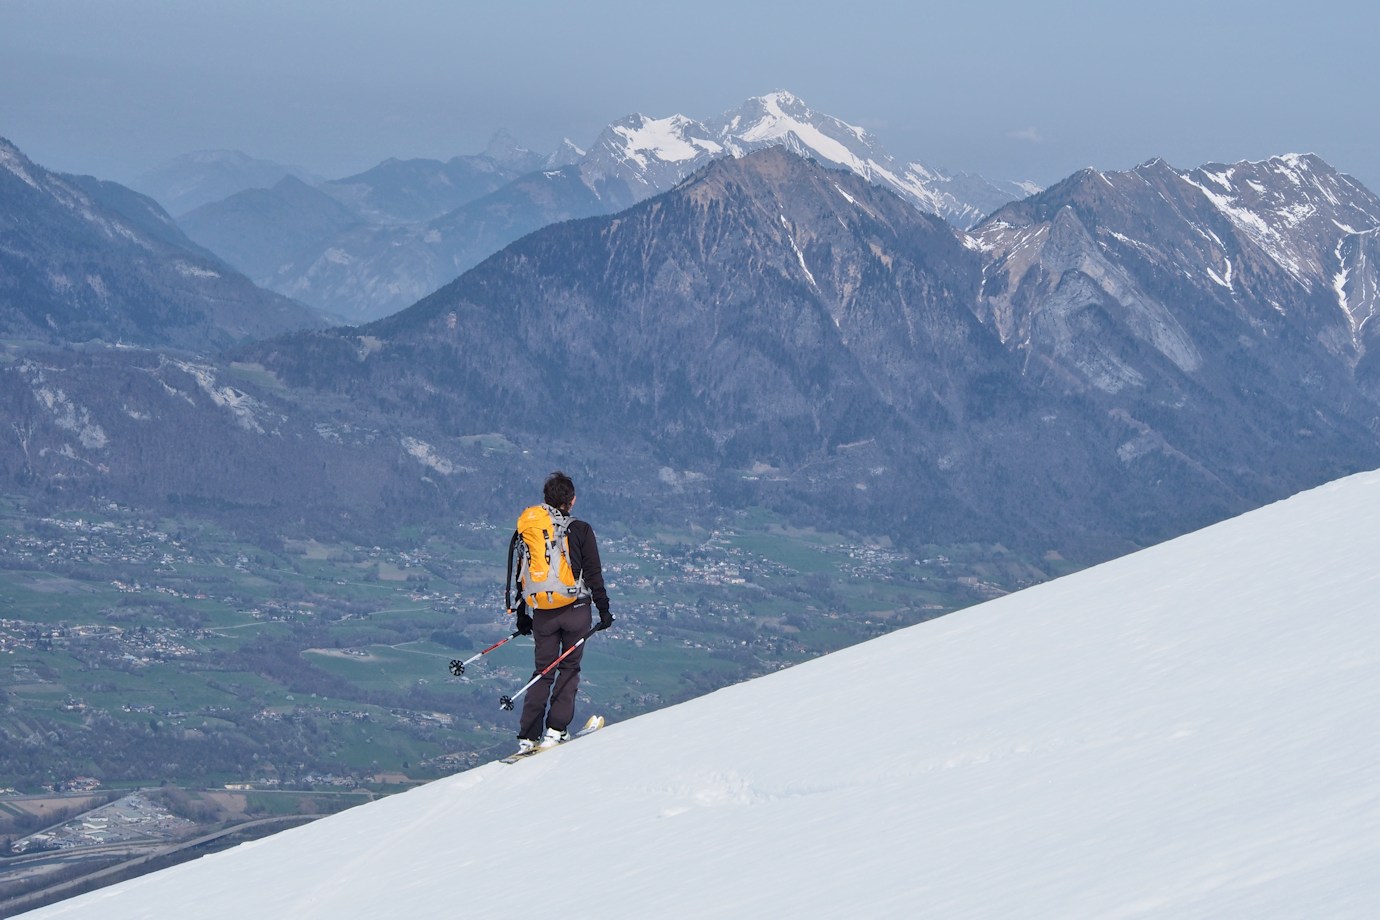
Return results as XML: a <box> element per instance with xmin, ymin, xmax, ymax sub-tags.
<box><xmin>223</xmin><ymin>148</ymin><xmax>1380</xmax><ymax>550</ymax></box>
<box><xmin>177</xmin><ymin>92</ymin><xmax>1039</xmax><ymax>323</ymax></box>
<box><xmin>575</xmin><ymin>91</ymin><xmax>1036</xmax><ymax>226</ymax></box>
<box><xmin>315</xmin><ymin>138</ymin><xmax>540</xmax><ymax>225</ymax></box>
<box><xmin>177</xmin><ymin>176</ymin><xmax>364</xmax><ymax>296</ymax></box>
<box><xmin>973</xmin><ymin>153</ymin><xmax>1380</xmax><ymax>399</ymax></box>
<box><xmin>5</xmin><ymin>145</ymin><xmax>1379</xmax><ymax>562</ymax></box>
<box><xmin>130</xmin><ymin>149</ymin><xmax>322</xmax><ymax>217</ymax></box>
<box><xmin>0</xmin><ymin>137</ymin><xmax>328</xmax><ymax>352</ymax></box>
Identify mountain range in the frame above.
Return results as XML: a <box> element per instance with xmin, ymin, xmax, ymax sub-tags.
<box><xmin>173</xmin><ymin>92</ymin><xmax>1039</xmax><ymax>322</ymax></box>
<box><xmin>19</xmin><ymin>467</ymin><xmax>1380</xmax><ymax>918</ymax></box>
<box><xmin>129</xmin><ymin>149</ymin><xmax>323</xmax><ymax>217</ymax></box>
<box><xmin>6</xmin><ymin>135</ymin><xmax>1379</xmax><ymax>563</ymax></box>
<box><xmin>0</xmin><ymin>137</ymin><xmax>328</xmax><ymax>353</ymax></box>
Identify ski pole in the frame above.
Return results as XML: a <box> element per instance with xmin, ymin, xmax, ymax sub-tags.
<box><xmin>449</xmin><ymin>630</ymin><xmax>520</xmax><ymax>677</ymax></box>
<box><xmin>499</xmin><ymin>626</ymin><xmax>599</xmax><ymax>710</ymax></box>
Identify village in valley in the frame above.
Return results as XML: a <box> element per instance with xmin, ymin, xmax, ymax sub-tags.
<box><xmin>0</xmin><ymin>497</ymin><xmax>1046</xmax><ymax>910</ymax></box>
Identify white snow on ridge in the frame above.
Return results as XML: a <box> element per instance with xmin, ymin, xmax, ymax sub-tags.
<box><xmin>731</xmin><ymin>92</ymin><xmax>870</xmax><ymax>174</ymax></box>
<box><xmin>0</xmin><ymin>142</ymin><xmax>43</xmax><ymax>190</ymax></box>
<box><xmin>612</xmin><ymin>114</ymin><xmax>722</xmax><ymax>167</ymax></box>
<box><xmin>1335</xmin><ymin>238</ymin><xmax>1353</xmax><ymax>318</ymax></box>
<box><xmin>1181</xmin><ymin>171</ymin><xmax>1311</xmax><ymax>284</ymax></box>
<box><xmin>780</xmin><ymin>214</ymin><xmax>817</xmax><ymax>290</ymax></box>
<box><xmin>174</xmin><ymin>261</ymin><xmax>221</xmax><ymax>279</ymax></box>
<box><xmin>569</xmin><ymin>91</ymin><xmax>1037</xmax><ymax>229</ymax></box>
<box><xmin>1334</xmin><ymin>229</ymin><xmax>1380</xmax><ymax>338</ymax></box>
<box><xmin>29</xmin><ymin>469</ymin><xmax>1380</xmax><ymax>919</ymax></box>
<box><xmin>1180</xmin><ymin>155</ymin><xmax>1380</xmax><ymax>298</ymax></box>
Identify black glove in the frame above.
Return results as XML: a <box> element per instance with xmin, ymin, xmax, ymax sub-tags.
<box><xmin>515</xmin><ymin>609</ymin><xmax>533</xmax><ymax>636</ymax></box>
<box><xmin>597</xmin><ymin>608</ymin><xmax>614</xmax><ymax>631</ymax></box>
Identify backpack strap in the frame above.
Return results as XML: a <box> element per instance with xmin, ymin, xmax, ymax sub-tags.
<box><xmin>504</xmin><ymin>529</ymin><xmax>520</xmax><ymax>612</ymax></box>
<box><xmin>545</xmin><ymin>506</ymin><xmax>588</xmax><ymax>600</ymax></box>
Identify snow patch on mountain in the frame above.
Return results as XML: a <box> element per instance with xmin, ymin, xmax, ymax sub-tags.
<box><xmin>613</xmin><ymin>114</ymin><xmax>723</xmax><ymax>166</ymax></box>
<box><xmin>1334</xmin><ymin>227</ymin><xmax>1380</xmax><ymax>341</ymax></box>
<box><xmin>1182</xmin><ymin>169</ymin><xmax>1304</xmax><ymax>279</ymax></box>
<box><xmin>1182</xmin><ymin>155</ymin><xmax>1380</xmax><ymax>294</ymax></box>
<box><xmin>174</xmin><ymin>261</ymin><xmax>221</xmax><ymax>279</ymax></box>
<box><xmin>0</xmin><ymin>139</ymin><xmax>42</xmax><ymax>190</ymax></box>
<box><xmin>709</xmin><ymin>91</ymin><xmax>1006</xmax><ymax>226</ymax></box>
<box><xmin>722</xmin><ymin>90</ymin><xmax>872</xmax><ymax>171</ymax></box>
<box><xmin>579</xmin><ymin>92</ymin><xmax>1037</xmax><ymax>229</ymax></box>
<box><xmin>779</xmin><ymin>213</ymin><xmax>818</xmax><ymax>291</ymax></box>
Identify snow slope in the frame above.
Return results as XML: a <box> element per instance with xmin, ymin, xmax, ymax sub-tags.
<box><xmin>25</xmin><ymin>471</ymin><xmax>1380</xmax><ymax>919</ymax></box>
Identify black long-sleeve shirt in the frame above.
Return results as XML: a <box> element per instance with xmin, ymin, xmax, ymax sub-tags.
<box><xmin>565</xmin><ymin>519</ymin><xmax>610</xmax><ymax>615</ymax></box>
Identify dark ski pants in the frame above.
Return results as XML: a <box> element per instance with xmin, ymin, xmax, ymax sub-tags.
<box><xmin>518</xmin><ymin>601</ymin><xmax>592</xmax><ymax>741</ymax></box>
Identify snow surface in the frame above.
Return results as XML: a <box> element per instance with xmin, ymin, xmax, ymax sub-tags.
<box><xmin>734</xmin><ymin>91</ymin><xmax>871</xmax><ymax>175</ymax></box>
<box><xmin>24</xmin><ymin>471</ymin><xmax>1380</xmax><ymax>919</ymax></box>
<box><xmin>611</xmin><ymin>114</ymin><xmax>722</xmax><ymax>167</ymax></box>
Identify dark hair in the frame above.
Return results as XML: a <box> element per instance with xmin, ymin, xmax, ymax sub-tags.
<box><xmin>543</xmin><ymin>471</ymin><xmax>576</xmax><ymax>511</ymax></box>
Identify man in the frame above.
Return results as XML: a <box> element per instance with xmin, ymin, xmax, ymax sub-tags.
<box><xmin>513</xmin><ymin>471</ymin><xmax>613</xmax><ymax>754</ymax></box>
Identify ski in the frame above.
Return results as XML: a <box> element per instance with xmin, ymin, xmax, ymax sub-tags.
<box><xmin>500</xmin><ymin>714</ymin><xmax>605</xmax><ymax>764</ymax></box>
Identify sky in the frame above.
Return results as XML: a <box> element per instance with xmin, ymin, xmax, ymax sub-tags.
<box><xmin>2</xmin><ymin>0</ymin><xmax>1378</xmax><ymax>193</ymax></box>
<box><xmin>22</xmin><ymin>468</ymin><xmax>1380</xmax><ymax>918</ymax></box>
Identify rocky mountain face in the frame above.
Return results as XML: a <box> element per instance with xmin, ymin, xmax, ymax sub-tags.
<box><xmin>973</xmin><ymin>154</ymin><xmax>1380</xmax><ymax>396</ymax></box>
<box><xmin>0</xmin><ymin>138</ymin><xmax>328</xmax><ymax>352</ymax></box>
<box><xmin>0</xmin><ymin>348</ymin><xmax>454</xmax><ymax>538</ymax></box>
<box><xmin>6</xmin><ymin>147</ymin><xmax>1379</xmax><ymax>561</ymax></box>
<box><xmin>176</xmin><ymin>92</ymin><xmax>1037</xmax><ymax>323</ymax></box>
<box><xmin>967</xmin><ymin>154</ymin><xmax>1380</xmax><ymax>543</ymax></box>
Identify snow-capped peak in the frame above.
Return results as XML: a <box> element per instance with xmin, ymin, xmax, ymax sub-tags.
<box><xmin>707</xmin><ymin>92</ymin><xmax>1037</xmax><ymax>227</ymax></box>
<box><xmin>570</xmin><ymin>92</ymin><xmax>1038</xmax><ymax>228</ymax></box>
<box><xmin>609</xmin><ymin>113</ymin><xmax>724</xmax><ymax>167</ymax></box>
<box><xmin>578</xmin><ymin>112</ymin><xmax>724</xmax><ymax>201</ymax></box>
<box><xmin>714</xmin><ymin>91</ymin><xmax>876</xmax><ymax>174</ymax></box>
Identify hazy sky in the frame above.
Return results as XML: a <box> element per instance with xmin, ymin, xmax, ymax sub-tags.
<box><xmin>2</xmin><ymin>0</ymin><xmax>1376</xmax><ymax>191</ymax></box>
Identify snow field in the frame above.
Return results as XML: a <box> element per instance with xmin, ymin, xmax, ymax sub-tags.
<box><xmin>26</xmin><ymin>471</ymin><xmax>1380</xmax><ymax>919</ymax></box>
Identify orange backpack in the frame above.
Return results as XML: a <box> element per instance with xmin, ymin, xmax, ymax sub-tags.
<box><xmin>506</xmin><ymin>504</ymin><xmax>587</xmax><ymax>610</ymax></box>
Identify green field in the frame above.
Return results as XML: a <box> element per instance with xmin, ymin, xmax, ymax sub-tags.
<box><xmin>0</xmin><ymin>498</ymin><xmax>1059</xmax><ymax>795</ymax></box>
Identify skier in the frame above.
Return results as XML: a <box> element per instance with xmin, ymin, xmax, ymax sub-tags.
<box><xmin>511</xmin><ymin>471</ymin><xmax>613</xmax><ymax>754</ymax></box>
